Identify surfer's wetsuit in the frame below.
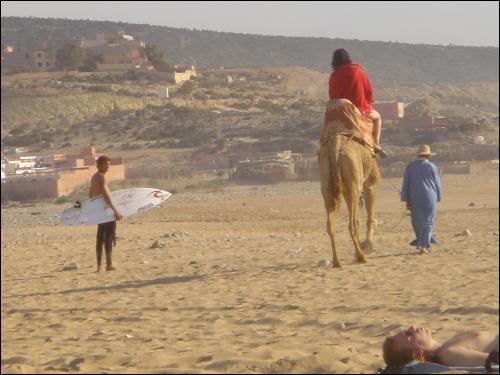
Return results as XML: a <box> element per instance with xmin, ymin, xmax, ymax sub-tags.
<box><xmin>96</xmin><ymin>221</ymin><xmax>116</xmax><ymax>267</ymax></box>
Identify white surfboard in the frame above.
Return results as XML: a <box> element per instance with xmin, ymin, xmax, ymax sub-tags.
<box><xmin>60</xmin><ymin>188</ymin><xmax>172</xmax><ymax>225</ymax></box>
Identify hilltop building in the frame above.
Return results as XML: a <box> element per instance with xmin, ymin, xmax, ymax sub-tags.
<box><xmin>1</xmin><ymin>32</ymin><xmax>148</xmax><ymax>73</ymax></box>
<box><xmin>1</xmin><ymin>31</ymin><xmax>198</xmax><ymax>81</ymax></box>
<box><xmin>232</xmin><ymin>150</ymin><xmax>300</xmax><ymax>181</ymax></box>
<box><xmin>1</xmin><ymin>40</ymin><xmax>78</xmax><ymax>72</ymax></box>
<box><xmin>82</xmin><ymin>32</ymin><xmax>148</xmax><ymax>71</ymax></box>
<box><xmin>171</xmin><ymin>65</ymin><xmax>197</xmax><ymax>84</ymax></box>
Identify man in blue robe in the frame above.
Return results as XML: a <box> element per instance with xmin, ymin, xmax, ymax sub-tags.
<box><xmin>401</xmin><ymin>144</ymin><xmax>441</xmax><ymax>255</ymax></box>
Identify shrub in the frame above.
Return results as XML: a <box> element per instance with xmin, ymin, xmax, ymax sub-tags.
<box><xmin>56</xmin><ymin>44</ymin><xmax>84</xmax><ymax>70</ymax></box>
<box><xmin>87</xmin><ymin>85</ymin><xmax>111</xmax><ymax>93</ymax></box>
<box><xmin>255</xmin><ymin>100</ymin><xmax>284</xmax><ymax>113</ymax></box>
<box><xmin>177</xmin><ymin>80</ymin><xmax>196</xmax><ymax>95</ymax></box>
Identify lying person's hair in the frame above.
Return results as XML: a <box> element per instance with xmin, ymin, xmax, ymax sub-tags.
<box><xmin>383</xmin><ymin>336</ymin><xmax>415</xmax><ymax>368</ymax></box>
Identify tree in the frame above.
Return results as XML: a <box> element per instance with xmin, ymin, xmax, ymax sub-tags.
<box><xmin>56</xmin><ymin>44</ymin><xmax>84</xmax><ymax>70</ymax></box>
<box><xmin>177</xmin><ymin>80</ymin><xmax>196</xmax><ymax>95</ymax></box>
<box><xmin>144</xmin><ymin>44</ymin><xmax>172</xmax><ymax>72</ymax></box>
<box><xmin>79</xmin><ymin>54</ymin><xmax>104</xmax><ymax>72</ymax></box>
<box><xmin>405</xmin><ymin>98</ymin><xmax>432</xmax><ymax>116</ymax></box>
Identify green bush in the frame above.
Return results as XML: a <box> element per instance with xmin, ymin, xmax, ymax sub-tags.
<box><xmin>255</xmin><ymin>100</ymin><xmax>284</xmax><ymax>113</ymax></box>
<box><xmin>56</xmin><ymin>44</ymin><xmax>84</xmax><ymax>70</ymax></box>
<box><xmin>177</xmin><ymin>80</ymin><xmax>196</xmax><ymax>95</ymax></box>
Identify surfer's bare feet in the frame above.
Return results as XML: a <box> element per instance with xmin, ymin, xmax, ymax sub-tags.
<box><xmin>106</xmin><ymin>265</ymin><xmax>116</xmax><ymax>271</ymax></box>
<box><xmin>418</xmin><ymin>248</ymin><xmax>431</xmax><ymax>255</ymax></box>
<box><xmin>96</xmin><ymin>265</ymin><xmax>102</xmax><ymax>272</ymax></box>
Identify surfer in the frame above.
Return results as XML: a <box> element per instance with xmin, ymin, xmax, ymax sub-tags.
<box><xmin>90</xmin><ymin>155</ymin><xmax>123</xmax><ymax>272</ymax></box>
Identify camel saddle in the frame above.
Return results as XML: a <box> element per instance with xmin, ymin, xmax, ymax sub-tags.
<box><xmin>320</xmin><ymin>99</ymin><xmax>376</xmax><ymax>151</ymax></box>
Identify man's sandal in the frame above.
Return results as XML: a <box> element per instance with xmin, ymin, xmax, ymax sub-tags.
<box><xmin>374</xmin><ymin>147</ymin><xmax>388</xmax><ymax>159</ymax></box>
<box><xmin>485</xmin><ymin>350</ymin><xmax>499</xmax><ymax>372</ymax></box>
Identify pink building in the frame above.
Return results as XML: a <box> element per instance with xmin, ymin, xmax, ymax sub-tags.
<box><xmin>433</xmin><ymin>117</ymin><xmax>449</xmax><ymax>127</ymax></box>
<box><xmin>401</xmin><ymin>115</ymin><xmax>435</xmax><ymax>130</ymax></box>
<box><xmin>373</xmin><ymin>101</ymin><xmax>404</xmax><ymax>121</ymax></box>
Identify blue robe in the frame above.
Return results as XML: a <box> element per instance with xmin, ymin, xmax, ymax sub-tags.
<box><xmin>401</xmin><ymin>159</ymin><xmax>441</xmax><ymax>249</ymax></box>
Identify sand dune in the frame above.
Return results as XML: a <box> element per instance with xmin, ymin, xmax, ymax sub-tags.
<box><xmin>1</xmin><ymin>172</ymin><xmax>498</xmax><ymax>374</ymax></box>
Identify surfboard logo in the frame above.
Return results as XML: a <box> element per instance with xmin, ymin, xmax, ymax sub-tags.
<box><xmin>138</xmin><ymin>202</ymin><xmax>154</xmax><ymax>213</ymax></box>
<box><xmin>148</xmin><ymin>190</ymin><xmax>164</xmax><ymax>198</ymax></box>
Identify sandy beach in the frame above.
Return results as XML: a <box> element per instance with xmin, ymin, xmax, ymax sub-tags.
<box><xmin>1</xmin><ymin>172</ymin><xmax>498</xmax><ymax>374</ymax></box>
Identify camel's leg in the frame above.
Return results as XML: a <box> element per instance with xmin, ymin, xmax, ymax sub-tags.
<box><xmin>319</xmin><ymin>138</ymin><xmax>343</xmax><ymax>269</ymax></box>
<box><xmin>343</xmin><ymin>185</ymin><xmax>368</xmax><ymax>264</ymax></box>
<box><xmin>362</xmin><ymin>169</ymin><xmax>379</xmax><ymax>253</ymax></box>
<box><xmin>361</xmin><ymin>184</ymin><xmax>376</xmax><ymax>253</ymax></box>
<box><xmin>326</xmin><ymin>207</ymin><xmax>342</xmax><ymax>268</ymax></box>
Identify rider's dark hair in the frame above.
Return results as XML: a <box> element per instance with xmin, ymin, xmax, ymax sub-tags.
<box><xmin>331</xmin><ymin>48</ymin><xmax>352</xmax><ymax>70</ymax></box>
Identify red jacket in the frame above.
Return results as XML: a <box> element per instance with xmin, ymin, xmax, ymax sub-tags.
<box><xmin>329</xmin><ymin>63</ymin><xmax>373</xmax><ymax>113</ymax></box>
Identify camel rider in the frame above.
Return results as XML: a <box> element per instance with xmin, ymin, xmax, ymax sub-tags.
<box><xmin>329</xmin><ymin>48</ymin><xmax>387</xmax><ymax>158</ymax></box>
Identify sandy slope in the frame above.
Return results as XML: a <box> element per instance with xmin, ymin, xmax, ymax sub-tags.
<box><xmin>1</xmin><ymin>172</ymin><xmax>498</xmax><ymax>374</ymax></box>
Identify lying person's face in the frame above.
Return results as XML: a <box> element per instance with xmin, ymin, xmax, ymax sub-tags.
<box><xmin>392</xmin><ymin>325</ymin><xmax>433</xmax><ymax>351</ymax></box>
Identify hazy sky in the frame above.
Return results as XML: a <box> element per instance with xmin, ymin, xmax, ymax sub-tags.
<box><xmin>2</xmin><ymin>1</ymin><xmax>499</xmax><ymax>47</ymax></box>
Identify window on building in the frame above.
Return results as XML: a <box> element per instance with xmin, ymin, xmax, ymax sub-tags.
<box><xmin>25</xmin><ymin>53</ymin><xmax>29</xmax><ymax>59</ymax></box>
<box><xmin>45</xmin><ymin>62</ymin><xmax>50</xmax><ymax>67</ymax></box>
<box><xmin>36</xmin><ymin>52</ymin><xmax>42</xmax><ymax>58</ymax></box>
<box><xmin>37</xmin><ymin>62</ymin><xmax>42</xmax><ymax>67</ymax></box>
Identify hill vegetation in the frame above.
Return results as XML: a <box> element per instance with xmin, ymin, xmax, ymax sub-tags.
<box><xmin>1</xmin><ymin>16</ymin><xmax>499</xmax><ymax>85</ymax></box>
<box><xmin>1</xmin><ymin>67</ymin><xmax>498</xmax><ymax>157</ymax></box>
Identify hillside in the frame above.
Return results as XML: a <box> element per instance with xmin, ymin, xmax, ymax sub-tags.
<box><xmin>1</xmin><ymin>68</ymin><xmax>498</xmax><ymax>163</ymax></box>
<box><xmin>2</xmin><ymin>67</ymin><xmax>498</xmax><ymax>134</ymax></box>
<box><xmin>259</xmin><ymin>67</ymin><xmax>499</xmax><ymax>118</ymax></box>
<box><xmin>1</xmin><ymin>17</ymin><xmax>499</xmax><ymax>85</ymax></box>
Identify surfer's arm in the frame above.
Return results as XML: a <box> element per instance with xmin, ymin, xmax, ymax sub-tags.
<box><xmin>99</xmin><ymin>175</ymin><xmax>122</xmax><ymax>220</ymax></box>
<box><xmin>89</xmin><ymin>175</ymin><xmax>94</xmax><ymax>198</ymax></box>
<box><xmin>103</xmin><ymin>191</ymin><xmax>122</xmax><ymax>220</ymax></box>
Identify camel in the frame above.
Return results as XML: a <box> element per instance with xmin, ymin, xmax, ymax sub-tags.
<box><xmin>319</xmin><ymin>99</ymin><xmax>381</xmax><ymax>268</ymax></box>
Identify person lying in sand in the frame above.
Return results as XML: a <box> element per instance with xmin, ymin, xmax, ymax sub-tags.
<box><xmin>383</xmin><ymin>325</ymin><xmax>499</xmax><ymax>369</ymax></box>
